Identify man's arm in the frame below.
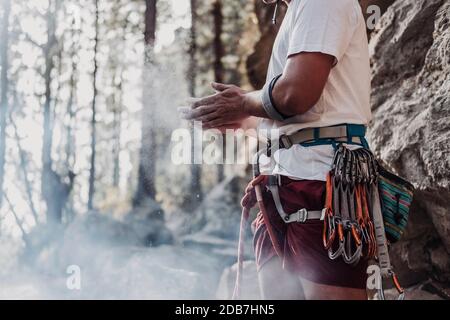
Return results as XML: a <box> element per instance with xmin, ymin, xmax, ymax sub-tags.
<box><xmin>185</xmin><ymin>51</ymin><xmax>334</xmax><ymax>129</ymax></box>
<box><xmin>245</xmin><ymin>52</ymin><xmax>334</xmax><ymax>118</ymax></box>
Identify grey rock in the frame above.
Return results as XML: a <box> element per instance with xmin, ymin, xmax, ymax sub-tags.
<box><xmin>381</xmin><ymin>281</ymin><xmax>444</xmax><ymax>300</ymax></box>
<box><xmin>368</xmin><ymin>0</ymin><xmax>450</xmax><ymax>287</ymax></box>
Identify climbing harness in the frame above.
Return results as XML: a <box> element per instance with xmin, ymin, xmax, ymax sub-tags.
<box><xmin>232</xmin><ymin>124</ymin><xmax>413</xmax><ymax>300</ymax></box>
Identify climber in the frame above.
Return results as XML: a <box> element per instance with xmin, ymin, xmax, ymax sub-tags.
<box><xmin>184</xmin><ymin>0</ymin><xmax>372</xmax><ymax>300</ymax></box>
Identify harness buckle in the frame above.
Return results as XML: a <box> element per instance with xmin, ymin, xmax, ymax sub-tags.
<box><xmin>294</xmin><ymin>208</ymin><xmax>308</xmax><ymax>223</ymax></box>
<box><xmin>279</xmin><ymin>135</ymin><xmax>293</xmax><ymax>149</ymax></box>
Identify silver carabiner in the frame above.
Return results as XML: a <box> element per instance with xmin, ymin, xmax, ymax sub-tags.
<box><xmin>328</xmin><ymin>219</ymin><xmax>345</xmax><ymax>260</ymax></box>
<box><xmin>342</xmin><ymin>223</ymin><xmax>363</xmax><ymax>266</ymax></box>
<box><xmin>377</xmin><ymin>270</ymin><xmax>405</xmax><ymax>300</ymax></box>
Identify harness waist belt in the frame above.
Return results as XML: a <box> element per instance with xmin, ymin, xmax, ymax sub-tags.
<box><xmin>272</xmin><ymin>124</ymin><xmax>367</xmax><ymax>149</ymax></box>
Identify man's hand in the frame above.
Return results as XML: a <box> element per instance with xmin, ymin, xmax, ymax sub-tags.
<box><xmin>184</xmin><ymin>83</ymin><xmax>250</xmax><ymax>131</ymax></box>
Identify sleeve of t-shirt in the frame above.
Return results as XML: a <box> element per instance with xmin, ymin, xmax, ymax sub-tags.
<box><xmin>287</xmin><ymin>0</ymin><xmax>359</xmax><ymax>65</ymax></box>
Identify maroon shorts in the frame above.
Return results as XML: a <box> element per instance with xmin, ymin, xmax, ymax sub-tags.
<box><xmin>251</xmin><ymin>176</ymin><xmax>368</xmax><ymax>289</ymax></box>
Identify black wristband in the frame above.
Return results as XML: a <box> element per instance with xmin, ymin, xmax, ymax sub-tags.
<box><xmin>261</xmin><ymin>74</ymin><xmax>290</xmax><ymax>121</ymax></box>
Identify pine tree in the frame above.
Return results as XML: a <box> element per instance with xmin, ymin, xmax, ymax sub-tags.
<box><xmin>88</xmin><ymin>0</ymin><xmax>100</xmax><ymax>210</ymax></box>
<box><xmin>0</xmin><ymin>0</ymin><xmax>12</xmax><ymax>206</ymax></box>
<box><xmin>188</xmin><ymin>0</ymin><xmax>203</xmax><ymax>205</ymax></box>
<box><xmin>212</xmin><ymin>0</ymin><xmax>225</xmax><ymax>183</ymax></box>
<box><xmin>134</xmin><ymin>0</ymin><xmax>158</xmax><ymax>206</ymax></box>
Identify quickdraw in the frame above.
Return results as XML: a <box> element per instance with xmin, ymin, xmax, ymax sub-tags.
<box><xmin>323</xmin><ymin>145</ymin><xmax>377</xmax><ymax>262</ymax></box>
<box><xmin>322</xmin><ymin>144</ymin><xmax>405</xmax><ymax>300</ymax></box>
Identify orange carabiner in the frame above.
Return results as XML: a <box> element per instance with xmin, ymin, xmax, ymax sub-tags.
<box><xmin>323</xmin><ymin>213</ymin><xmax>336</xmax><ymax>249</ymax></box>
<box><xmin>378</xmin><ymin>271</ymin><xmax>405</xmax><ymax>300</ymax></box>
<box><xmin>323</xmin><ymin>172</ymin><xmax>337</xmax><ymax>249</ymax></box>
<box><xmin>337</xmin><ymin>222</ymin><xmax>344</xmax><ymax>242</ymax></box>
<box><xmin>392</xmin><ymin>272</ymin><xmax>404</xmax><ymax>295</ymax></box>
<box><xmin>351</xmin><ymin>224</ymin><xmax>362</xmax><ymax>246</ymax></box>
<box><xmin>355</xmin><ymin>185</ymin><xmax>365</xmax><ymax>225</ymax></box>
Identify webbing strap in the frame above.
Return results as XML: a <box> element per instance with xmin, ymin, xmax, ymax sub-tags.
<box><xmin>300</xmin><ymin>136</ymin><xmax>367</xmax><ymax>148</ymax></box>
<box><xmin>347</xmin><ymin>124</ymin><xmax>366</xmax><ymax>137</ymax></box>
<box><xmin>332</xmin><ymin>181</ymin><xmax>341</xmax><ymax>222</ymax></box>
<box><xmin>371</xmin><ymin>185</ymin><xmax>392</xmax><ymax>275</ymax></box>
<box><xmin>371</xmin><ymin>185</ymin><xmax>405</xmax><ymax>300</ymax></box>
<box><xmin>268</xmin><ymin>183</ymin><xmax>323</xmax><ymax>223</ymax></box>
<box><xmin>340</xmin><ymin>186</ymin><xmax>351</xmax><ymax>221</ymax></box>
<box><xmin>277</xmin><ymin>124</ymin><xmax>367</xmax><ymax>149</ymax></box>
<box><xmin>288</xmin><ymin>125</ymin><xmax>348</xmax><ymax>144</ymax></box>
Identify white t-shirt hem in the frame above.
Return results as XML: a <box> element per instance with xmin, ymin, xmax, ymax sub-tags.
<box><xmin>288</xmin><ymin>44</ymin><xmax>341</xmax><ymax>65</ymax></box>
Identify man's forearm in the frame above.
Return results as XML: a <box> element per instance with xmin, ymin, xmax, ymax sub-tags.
<box><xmin>242</xmin><ymin>88</ymin><xmax>295</xmax><ymax>120</ymax></box>
<box><xmin>241</xmin><ymin>116</ymin><xmax>260</xmax><ymax>131</ymax></box>
<box><xmin>243</xmin><ymin>90</ymin><xmax>270</xmax><ymax>119</ymax></box>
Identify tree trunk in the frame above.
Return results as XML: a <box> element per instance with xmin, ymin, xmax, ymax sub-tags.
<box><xmin>109</xmin><ymin>2</ymin><xmax>125</xmax><ymax>189</ymax></box>
<box><xmin>144</xmin><ymin>0</ymin><xmax>157</xmax><ymax>47</ymax></box>
<box><xmin>65</xmin><ymin>17</ymin><xmax>78</xmax><ymax>170</ymax></box>
<box><xmin>64</xmin><ymin>17</ymin><xmax>79</xmax><ymax>223</ymax></box>
<box><xmin>188</xmin><ymin>0</ymin><xmax>202</xmax><ymax>205</ymax></box>
<box><xmin>87</xmin><ymin>0</ymin><xmax>99</xmax><ymax>210</ymax></box>
<box><xmin>10</xmin><ymin>110</ymin><xmax>39</xmax><ymax>224</ymax></box>
<box><xmin>40</xmin><ymin>0</ymin><xmax>73</xmax><ymax>224</ymax></box>
<box><xmin>41</xmin><ymin>0</ymin><xmax>59</xmax><ymax>223</ymax></box>
<box><xmin>134</xmin><ymin>0</ymin><xmax>157</xmax><ymax>206</ymax></box>
<box><xmin>112</xmin><ymin>70</ymin><xmax>123</xmax><ymax>188</ymax></box>
<box><xmin>0</xmin><ymin>0</ymin><xmax>11</xmax><ymax>206</ymax></box>
<box><xmin>212</xmin><ymin>0</ymin><xmax>225</xmax><ymax>183</ymax></box>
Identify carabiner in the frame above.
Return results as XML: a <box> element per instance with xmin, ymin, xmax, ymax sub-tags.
<box><xmin>377</xmin><ymin>271</ymin><xmax>405</xmax><ymax>300</ymax></box>
<box><xmin>331</xmin><ymin>144</ymin><xmax>343</xmax><ymax>174</ymax></box>
<box><xmin>328</xmin><ymin>220</ymin><xmax>345</xmax><ymax>260</ymax></box>
<box><xmin>323</xmin><ymin>212</ymin><xmax>336</xmax><ymax>249</ymax></box>
<box><xmin>342</xmin><ymin>223</ymin><xmax>363</xmax><ymax>265</ymax></box>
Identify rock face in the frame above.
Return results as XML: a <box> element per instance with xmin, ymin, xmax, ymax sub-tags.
<box><xmin>367</xmin><ymin>0</ymin><xmax>450</xmax><ymax>289</ymax></box>
<box><xmin>244</xmin><ymin>0</ymin><xmax>450</xmax><ymax>298</ymax></box>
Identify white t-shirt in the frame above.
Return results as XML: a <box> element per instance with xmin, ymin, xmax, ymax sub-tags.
<box><xmin>259</xmin><ymin>0</ymin><xmax>372</xmax><ymax>181</ymax></box>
